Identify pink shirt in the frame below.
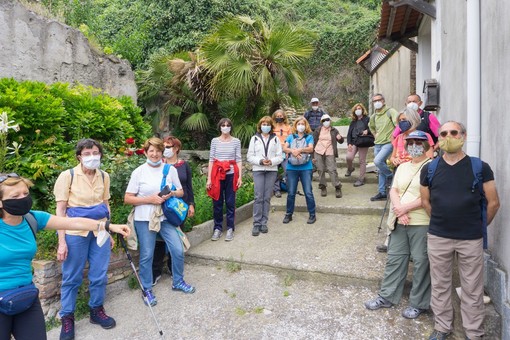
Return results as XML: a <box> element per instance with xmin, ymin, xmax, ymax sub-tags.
<box><xmin>314</xmin><ymin>127</ymin><xmax>334</xmax><ymax>156</ymax></box>
<box><xmin>392</xmin><ymin>132</ymin><xmax>435</xmax><ymax>163</ymax></box>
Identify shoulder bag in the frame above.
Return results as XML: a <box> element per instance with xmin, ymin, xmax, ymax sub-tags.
<box><xmin>161</xmin><ymin>164</ymin><xmax>189</xmax><ymax>226</ymax></box>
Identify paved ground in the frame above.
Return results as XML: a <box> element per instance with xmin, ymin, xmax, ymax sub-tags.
<box><xmin>46</xmin><ymin>165</ymin><xmax>481</xmax><ymax>340</ymax></box>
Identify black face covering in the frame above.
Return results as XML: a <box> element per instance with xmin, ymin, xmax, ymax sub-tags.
<box><xmin>275</xmin><ymin>118</ymin><xmax>284</xmax><ymax>123</ymax></box>
<box><xmin>2</xmin><ymin>195</ymin><xmax>33</xmax><ymax>216</ymax></box>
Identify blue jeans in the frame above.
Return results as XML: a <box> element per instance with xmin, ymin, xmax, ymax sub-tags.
<box><xmin>213</xmin><ymin>174</ymin><xmax>236</xmax><ymax>231</ymax></box>
<box><xmin>286</xmin><ymin>169</ymin><xmax>316</xmax><ymax>215</ymax></box>
<box><xmin>135</xmin><ymin>220</ymin><xmax>184</xmax><ymax>290</ymax></box>
<box><xmin>60</xmin><ymin>232</ymin><xmax>110</xmax><ymax>317</ymax></box>
<box><xmin>373</xmin><ymin>143</ymin><xmax>393</xmax><ymax>194</ymax></box>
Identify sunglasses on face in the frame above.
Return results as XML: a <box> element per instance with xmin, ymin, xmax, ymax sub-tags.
<box><xmin>406</xmin><ymin>140</ymin><xmax>424</xmax><ymax>146</ymax></box>
<box><xmin>165</xmin><ymin>145</ymin><xmax>174</xmax><ymax>149</ymax></box>
<box><xmin>439</xmin><ymin>130</ymin><xmax>460</xmax><ymax>138</ymax></box>
<box><xmin>0</xmin><ymin>173</ymin><xmax>20</xmax><ymax>184</ymax></box>
<box><xmin>322</xmin><ymin>119</ymin><xmax>330</xmax><ymax>122</ymax></box>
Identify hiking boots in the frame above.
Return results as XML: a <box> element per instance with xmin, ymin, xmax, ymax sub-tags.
<box><xmin>90</xmin><ymin>306</ymin><xmax>116</xmax><ymax>329</ymax></box>
<box><xmin>282</xmin><ymin>214</ymin><xmax>292</xmax><ymax>224</ymax></box>
<box><xmin>364</xmin><ymin>296</ymin><xmax>393</xmax><ymax>310</ymax></box>
<box><xmin>259</xmin><ymin>225</ymin><xmax>268</xmax><ymax>233</ymax></box>
<box><xmin>320</xmin><ymin>187</ymin><xmax>327</xmax><ymax>197</ymax></box>
<box><xmin>335</xmin><ymin>186</ymin><xmax>342</xmax><ymax>198</ymax></box>
<box><xmin>60</xmin><ymin>313</ymin><xmax>75</xmax><ymax>340</ymax></box>
<box><xmin>211</xmin><ymin>229</ymin><xmax>222</xmax><ymax>241</ymax></box>
<box><xmin>307</xmin><ymin>215</ymin><xmax>316</xmax><ymax>224</ymax></box>
<box><xmin>370</xmin><ymin>192</ymin><xmax>387</xmax><ymax>201</ymax></box>
<box><xmin>274</xmin><ymin>190</ymin><xmax>282</xmax><ymax>198</ymax></box>
<box><xmin>252</xmin><ymin>225</ymin><xmax>260</xmax><ymax>236</ymax></box>
<box><xmin>353</xmin><ymin>179</ymin><xmax>364</xmax><ymax>187</ymax></box>
<box><xmin>428</xmin><ymin>330</ymin><xmax>451</xmax><ymax>340</ymax></box>
<box><xmin>345</xmin><ymin>167</ymin><xmax>355</xmax><ymax>177</ymax></box>
<box><xmin>225</xmin><ymin>229</ymin><xmax>234</xmax><ymax>241</ymax></box>
<box><xmin>143</xmin><ymin>289</ymin><xmax>157</xmax><ymax>307</ymax></box>
<box><xmin>172</xmin><ymin>279</ymin><xmax>196</xmax><ymax>294</ymax></box>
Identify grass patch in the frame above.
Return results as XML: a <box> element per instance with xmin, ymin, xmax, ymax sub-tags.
<box><xmin>283</xmin><ymin>290</ymin><xmax>290</xmax><ymax>297</ymax></box>
<box><xmin>283</xmin><ymin>273</ymin><xmax>295</xmax><ymax>287</ymax></box>
<box><xmin>225</xmin><ymin>255</ymin><xmax>243</xmax><ymax>273</ymax></box>
<box><xmin>253</xmin><ymin>306</ymin><xmax>264</xmax><ymax>314</ymax></box>
<box><xmin>235</xmin><ymin>307</ymin><xmax>247</xmax><ymax>316</ymax></box>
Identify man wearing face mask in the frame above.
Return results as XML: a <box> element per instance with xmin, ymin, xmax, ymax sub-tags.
<box><xmin>368</xmin><ymin>93</ymin><xmax>399</xmax><ymax>201</ymax></box>
<box><xmin>420</xmin><ymin>121</ymin><xmax>500</xmax><ymax>340</ymax></box>
<box><xmin>304</xmin><ymin>97</ymin><xmax>327</xmax><ymax>131</ymax></box>
<box><xmin>312</xmin><ymin>114</ymin><xmax>344</xmax><ymax>198</ymax></box>
<box><xmin>392</xmin><ymin>94</ymin><xmax>440</xmax><ymax>145</ymax></box>
<box><xmin>54</xmin><ymin>139</ymin><xmax>115</xmax><ymax>340</ymax></box>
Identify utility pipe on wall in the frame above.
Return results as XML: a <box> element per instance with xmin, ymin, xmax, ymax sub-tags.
<box><xmin>466</xmin><ymin>0</ymin><xmax>481</xmax><ymax>157</ymax></box>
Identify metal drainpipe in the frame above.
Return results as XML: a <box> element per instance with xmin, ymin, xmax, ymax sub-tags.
<box><xmin>466</xmin><ymin>0</ymin><xmax>481</xmax><ymax>157</ymax></box>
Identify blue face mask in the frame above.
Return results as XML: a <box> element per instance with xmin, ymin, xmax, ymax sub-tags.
<box><xmin>398</xmin><ymin>120</ymin><xmax>412</xmax><ymax>132</ymax></box>
<box><xmin>261</xmin><ymin>126</ymin><xmax>271</xmax><ymax>134</ymax></box>
<box><xmin>146</xmin><ymin>159</ymin><xmax>162</xmax><ymax>167</ymax></box>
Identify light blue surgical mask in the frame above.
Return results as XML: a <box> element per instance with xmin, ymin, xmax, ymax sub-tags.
<box><xmin>261</xmin><ymin>125</ymin><xmax>271</xmax><ymax>134</ymax></box>
<box><xmin>146</xmin><ymin>159</ymin><xmax>162</xmax><ymax>167</ymax></box>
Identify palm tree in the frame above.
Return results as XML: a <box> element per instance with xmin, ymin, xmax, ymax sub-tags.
<box><xmin>200</xmin><ymin>16</ymin><xmax>314</xmax><ymax>120</ymax></box>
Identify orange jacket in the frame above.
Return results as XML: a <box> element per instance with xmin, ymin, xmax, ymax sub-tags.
<box><xmin>207</xmin><ymin>160</ymin><xmax>240</xmax><ymax>200</ymax></box>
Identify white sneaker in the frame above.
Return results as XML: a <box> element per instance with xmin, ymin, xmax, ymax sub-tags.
<box><xmin>225</xmin><ymin>229</ymin><xmax>234</xmax><ymax>242</ymax></box>
<box><xmin>211</xmin><ymin>229</ymin><xmax>222</xmax><ymax>241</ymax></box>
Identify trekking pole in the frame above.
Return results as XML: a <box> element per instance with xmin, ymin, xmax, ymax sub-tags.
<box><xmin>118</xmin><ymin>235</ymin><xmax>164</xmax><ymax>336</ymax></box>
<box><xmin>377</xmin><ymin>197</ymin><xmax>390</xmax><ymax>233</ymax></box>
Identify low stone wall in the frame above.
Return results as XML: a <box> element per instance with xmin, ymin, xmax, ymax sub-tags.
<box><xmin>32</xmin><ymin>249</ymin><xmax>139</xmax><ymax>319</ymax></box>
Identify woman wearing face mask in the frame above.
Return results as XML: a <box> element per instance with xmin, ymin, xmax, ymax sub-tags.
<box><xmin>272</xmin><ymin>109</ymin><xmax>291</xmax><ymax>198</ymax></box>
<box><xmin>151</xmin><ymin>136</ymin><xmax>195</xmax><ymax>286</ymax></box>
<box><xmin>346</xmin><ymin>103</ymin><xmax>373</xmax><ymax>187</ymax></box>
<box><xmin>247</xmin><ymin>116</ymin><xmax>283</xmax><ymax>236</ymax></box>
<box><xmin>390</xmin><ymin>107</ymin><xmax>435</xmax><ymax>167</ymax></box>
<box><xmin>282</xmin><ymin>117</ymin><xmax>316</xmax><ymax>224</ymax></box>
<box><xmin>207</xmin><ymin>118</ymin><xmax>242</xmax><ymax>242</ymax></box>
<box><xmin>312</xmin><ymin>114</ymin><xmax>344</xmax><ymax>198</ymax></box>
<box><xmin>54</xmin><ymin>139</ymin><xmax>118</xmax><ymax>339</ymax></box>
<box><xmin>0</xmin><ymin>173</ymin><xmax>129</xmax><ymax>340</ymax></box>
<box><xmin>364</xmin><ymin>130</ymin><xmax>432</xmax><ymax>320</ymax></box>
<box><xmin>125</xmin><ymin>137</ymin><xmax>195</xmax><ymax>309</ymax></box>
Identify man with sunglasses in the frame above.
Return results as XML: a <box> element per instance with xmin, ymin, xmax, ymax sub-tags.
<box><xmin>420</xmin><ymin>121</ymin><xmax>500</xmax><ymax>340</ymax></box>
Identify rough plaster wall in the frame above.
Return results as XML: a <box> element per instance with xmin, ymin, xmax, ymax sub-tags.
<box><xmin>481</xmin><ymin>0</ymin><xmax>510</xmax><ymax>306</ymax></box>
<box><xmin>371</xmin><ymin>46</ymin><xmax>411</xmax><ymax>111</ymax></box>
<box><xmin>0</xmin><ymin>0</ymin><xmax>137</xmax><ymax>102</ymax></box>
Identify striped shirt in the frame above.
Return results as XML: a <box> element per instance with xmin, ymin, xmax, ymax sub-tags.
<box><xmin>209</xmin><ymin>137</ymin><xmax>242</xmax><ymax>174</ymax></box>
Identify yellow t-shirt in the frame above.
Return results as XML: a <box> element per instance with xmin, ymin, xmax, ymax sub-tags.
<box><xmin>391</xmin><ymin>159</ymin><xmax>430</xmax><ymax>226</ymax></box>
<box><xmin>53</xmin><ymin>165</ymin><xmax>110</xmax><ymax>236</ymax></box>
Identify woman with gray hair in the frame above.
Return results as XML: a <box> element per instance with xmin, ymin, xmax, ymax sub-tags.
<box><xmin>390</xmin><ymin>107</ymin><xmax>435</xmax><ymax>167</ymax></box>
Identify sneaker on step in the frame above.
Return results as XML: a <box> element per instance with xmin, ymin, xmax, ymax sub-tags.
<box><xmin>370</xmin><ymin>192</ymin><xmax>387</xmax><ymax>201</ymax></box>
<box><xmin>353</xmin><ymin>179</ymin><xmax>364</xmax><ymax>187</ymax></box>
<box><xmin>428</xmin><ymin>330</ymin><xmax>451</xmax><ymax>340</ymax></box>
<box><xmin>307</xmin><ymin>215</ymin><xmax>316</xmax><ymax>224</ymax></box>
<box><xmin>60</xmin><ymin>313</ymin><xmax>75</xmax><ymax>340</ymax></box>
<box><xmin>320</xmin><ymin>187</ymin><xmax>327</xmax><ymax>197</ymax></box>
<box><xmin>259</xmin><ymin>225</ymin><xmax>268</xmax><ymax>233</ymax></box>
<box><xmin>225</xmin><ymin>229</ymin><xmax>234</xmax><ymax>241</ymax></box>
<box><xmin>252</xmin><ymin>225</ymin><xmax>260</xmax><ymax>236</ymax></box>
<box><xmin>402</xmin><ymin>306</ymin><xmax>427</xmax><ymax>319</ymax></box>
<box><xmin>282</xmin><ymin>214</ymin><xmax>292</xmax><ymax>224</ymax></box>
<box><xmin>364</xmin><ymin>296</ymin><xmax>393</xmax><ymax>310</ymax></box>
<box><xmin>172</xmin><ymin>279</ymin><xmax>196</xmax><ymax>294</ymax></box>
<box><xmin>143</xmin><ymin>289</ymin><xmax>157</xmax><ymax>306</ymax></box>
<box><xmin>90</xmin><ymin>306</ymin><xmax>116</xmax><ymax>329</ymax></box>
<box><xmin>345</xmin><ymin>167</ymin><xmax>355</xmax><ymax>177</ymax></box>
<box><xmin>211</xmin><ymin>229</ymin><xmax>222</xmax><ymax>241</ymax></box>
<box><xmin>335</xmin><ymin>186</ymin><xmax>342</xmax><ymax>198</ymax></box>
<box><xmin>274</xmin><ymin>191</ymin><xmax>282</xmax><ymax>198</ymax></box>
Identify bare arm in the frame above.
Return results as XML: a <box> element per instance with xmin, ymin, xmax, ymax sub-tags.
<box><xmin>45</xmin><ymin>215</ymin><xmax>130</xmax><ymax>236</ymax></box>
<box><xmin>56</xmin><ymin>201</ymin><xmax>68</xmax><ymax>261</ymax></box>
<box><xmin>420</xmin><ymin>185</ymin><xmax>432</xmax><ymax>216</ymax></box>
<box><xmin>483</xmin><ymin>180</ymin><xmax>500</xmax><ymax>225</ymax></box>
<box><xmin>124</xmin><ymin>192</ymin><xmax>168</xmax><ymax>206</ymax></box>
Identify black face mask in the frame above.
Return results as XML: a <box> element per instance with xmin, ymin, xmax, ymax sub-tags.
<box><xmin>2</xmin><ymin>195</ymin><xmax>33</xmax><ymax>216</ymax></box>
<box><xmin>275</xmin><ymin>118</ymin><xmax>284</xmax><ymax>123</ymax></box>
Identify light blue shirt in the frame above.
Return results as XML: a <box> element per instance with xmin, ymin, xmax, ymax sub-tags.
<box><xmin>285</xmin><ymin>134</ymin><xmax>314</xmax><ymax>171</ymax></box>
<box><xmin>0</xmin><ymin>210</ymin><xmax>51</xmax><ymax>291</ymax></box>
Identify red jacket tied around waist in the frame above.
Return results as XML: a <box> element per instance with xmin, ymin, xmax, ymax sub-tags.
<box><xmin>207</xmin><ymin>160</ymin><xmax>240</xmax><ymax>200</ymax></box>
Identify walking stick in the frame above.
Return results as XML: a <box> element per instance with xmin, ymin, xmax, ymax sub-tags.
<box><xmin>118</xmin><ymin>234</ymin><xmax>164</xmax><ymax>336</ymax></box>
<box><xmin>377</xmin><ymin>195</ymin><xmax>390</xmax><ymax>233</ymax></box>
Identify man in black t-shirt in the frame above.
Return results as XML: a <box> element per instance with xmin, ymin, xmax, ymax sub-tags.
<box><xmin>420</xmin><ymin>121</ymin><xmax>500</xmax><ymax>340</ymax></box>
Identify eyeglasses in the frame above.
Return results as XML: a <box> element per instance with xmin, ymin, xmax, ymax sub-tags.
<box><xmin>0</xmin><ymin>173</ymin><xmax>20</xmax><ymax>184</ymax></box>
<box><xmin>165</xmin><ymin>145</ymin><xmax>174</xmax><ymax>149</ymax></box>
<box><xmin>322</xmin><ymin>119</ymin><xmax>330</xmax><ymax>122</ymax></box>
<box><xmin>406</xmin><ymin>140</ymin><xmax>424</xmax><ymax>146</ymax></box>
<box><xmin>439</xmin><ymin>130</ymin><xmax>460</xmax><ymax>138</ymax></box>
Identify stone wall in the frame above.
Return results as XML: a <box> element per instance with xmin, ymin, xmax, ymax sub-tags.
<box><xmin>0</xmin><ymin>0</ymin><xmax>137</xmax><ymax>102</ymax></box>
<box><xmin>32</xmin><ymin>250</ymin><xmax>139</xmax><ymax>319</ymax></box>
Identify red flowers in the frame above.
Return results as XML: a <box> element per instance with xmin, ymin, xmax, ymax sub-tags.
<box><xmin>126</xmin><ymin>137</ymin><xmax>135</xmax><ymax>145</ymax></box>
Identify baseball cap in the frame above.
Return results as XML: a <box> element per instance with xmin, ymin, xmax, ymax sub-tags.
<box><xmin>405</xmin><ymin>130</ymin><xmax>428</xmax><ymax>140</ymax></box>
<box><xmin>310</xmin><ymin>97</ymin><xmax>319</xmax><ymax>103</ymax></box>
<box><xmin>320</xmin><ymin>114</ymin><xmax>331</xmax><ymax>121</ymax></box>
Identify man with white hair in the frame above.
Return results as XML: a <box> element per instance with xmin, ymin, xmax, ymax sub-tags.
<box><xmin>304</xmin><ymin>97</ymin><xmax>327</xmax><ymax>131</ymax></box>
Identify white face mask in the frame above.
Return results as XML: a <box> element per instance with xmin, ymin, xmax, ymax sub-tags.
<box><xmin>221</xmin><ymin>126</ymin><xmax>231</xmax><ymax>134</ymax></box>
<box><xmin>311</xmin><ymin>106</ymin><xmax>319</xmax><ymax>111</ymax></box>
<box><xmin>373</xmin><ymin>101</ymin><xmax>383</xmax><ymax>110</ymax></box>
<box><xmin>82</xmin><ymin>155</ymin><xmax>101</xmax><ymax>170</ymax></box>
<box><xmin>355</xmin><ymin>109</ymin><xmax>363</xmax><ymax>116</ymax></box>
<box><xmin>297</xmin><ymin>124</ymin><xmax>306</xmax><ymax>133</ymax></box>
<box><xmin>261</xmin><ymin>125</ymin><xmax>271</xmax><ymax>134</ymax></box>
<box><xmin>163</xmin><ymin>147</ymin><xmax>174</xmax><ymax>158</ymax></box>
<box><xmin>322</xmin><ymin>121</ymin><xmax>331</xmax><ymax>128</ymax></box>
<box><xmin>407</xmin><ymin>102</ymin><xmax>419</xmax><ymax>111</ymax></box>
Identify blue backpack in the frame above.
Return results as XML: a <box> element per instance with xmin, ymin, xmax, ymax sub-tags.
<box><xmin>425</xmin><ymin>156</ymin><xmax>488</xmax><ymax>249</ymax></box>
